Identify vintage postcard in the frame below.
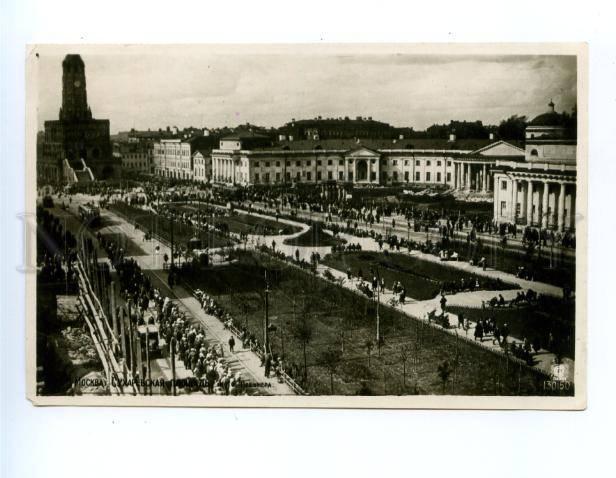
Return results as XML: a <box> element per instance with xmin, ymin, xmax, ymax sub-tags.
<box><xmin>26</xmin><ymin>43</ymin><xmax>587</xmax><ymax>408</ymax></box>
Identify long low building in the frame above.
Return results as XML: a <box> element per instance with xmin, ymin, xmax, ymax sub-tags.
<box><xmin>210</xmin><ymin>134</ymin><xmax>526</xmax><ymax>194</ymax></box>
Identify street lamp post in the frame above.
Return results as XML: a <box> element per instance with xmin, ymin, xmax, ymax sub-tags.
<box><xmin>372</xmin><ymin>267</ymin><xmax>381</xmax><ymax>355</ymax></box>
<box><xmin>264</xmin><ymin>270</ymin><xmax>270</xmax><ymax>355</ymax></box>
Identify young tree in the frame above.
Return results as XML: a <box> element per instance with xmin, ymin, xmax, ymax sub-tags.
<box><xmin>365</xmin><ymin>340</ymin><xmax>374</xmax><ymax>368</ymax></box>
<box><xmin>320</xmin><ymin>348</ymin><xmax>343</xmax><ymax>394</ymax></box>
<box><xmin>437</xmin><ymin>360</ymin><xmax>452</xmax><ymax>394</ymax></box>
<box><xmin>399</xmin><ymin>344</ymin><xmax>413</xmax><ymax>388</ymax></box>
<box><xmin>292</xmin><ymin>315</ymin><xmax>313</xmax><ymax>384</ymax></box>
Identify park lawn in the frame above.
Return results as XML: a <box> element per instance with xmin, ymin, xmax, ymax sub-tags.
<box><xmin>220</xmin><ymin>213</ymin><xmax>302</xmax><ymax>236</ymax></box>
<box><xmin>167</xmin><ymin>203</ymin><xmax>302</xmax><ymax>236</ymax></box>
<box><xmin>108</xmin><ymin>203</ymin><xmax>234</xmax><ymax>249</ymax></box>
<box><xmin>182</xmin><ymin>251</ymin><xmax>565</xmax><ymax>396</ymax></box>
<box><xmin>442</xmin><ymin>237</ymin><xmax>575</xmax><ymax>288</ymax></box>
<box><xmin>321</xmin><ymin>251</ymin><xmax>518</xmax><ymax>301</ymax></box>
<box><xmin>283</xmin><ymin>225</ymin><xmax>346</xmax><ymax>247</ymax></box>
<box><xmin>447</xmin><ymin>302</ymin><xmax>575</xmax><ymax>359</ymax></box>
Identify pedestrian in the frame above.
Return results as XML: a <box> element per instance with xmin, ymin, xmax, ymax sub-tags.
<box><xmin>228</xmin><ymin>335</ymin><xmax>235</xmax><ymax>353</ymax></box>
<box><xmin>440</xmin><ymin>294</ymin><xmax>447</xmax><ymax>312</ymax></box>
<box><xmin>474</xmin><ymin>321</ymin><xmax>484</xmax><ymax>342</ymax></box>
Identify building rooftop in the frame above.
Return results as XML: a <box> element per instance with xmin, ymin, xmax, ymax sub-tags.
<box><xmin>249</xmin><ymin>137</ymin><xmax>519</xmax><ymax>153</ymax></box>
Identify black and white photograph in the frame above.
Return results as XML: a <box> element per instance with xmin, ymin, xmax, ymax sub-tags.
<box><xmin>27</xmin><ymin>44</ymin><xmax>586</xmax><ymax>408</ymax></box>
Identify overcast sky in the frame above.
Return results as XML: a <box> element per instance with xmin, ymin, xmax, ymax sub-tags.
<box><xmin>34</xmin><ymin>46</ymin><xmax>577</xmax><ymax>134</ymax></box>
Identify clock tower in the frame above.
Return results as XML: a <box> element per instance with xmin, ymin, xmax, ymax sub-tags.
<box><xmin>39</xmin><ymin>54</ymin><xmax>120</xmax><ymax>182</ymax></box>
<box><xmin>59</xmin><ymin>54</ymin><xmax>92</xmax><ymax>121</ymax></box>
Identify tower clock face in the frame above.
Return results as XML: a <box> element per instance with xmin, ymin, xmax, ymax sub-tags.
<box><xmin>74</xmin><ymin>80</ymin><xmax>81</xmax><ymax>87</ymax></box>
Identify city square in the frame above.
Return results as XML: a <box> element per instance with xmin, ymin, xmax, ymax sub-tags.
<box><xmin>34</xmin><ymin>48</ymin><xmax>579</xmax><ymax>399</ymax></box>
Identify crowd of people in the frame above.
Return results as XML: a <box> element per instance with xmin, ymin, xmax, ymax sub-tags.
<box><xmin>194</xmin><ymin>289</ymin><xmax>294</xmax><ymax>385</ymax></box>
<box><xmin>114</xmin><ymin>257</ymin><xmax>248</xmax><ymax>395</ymax></box>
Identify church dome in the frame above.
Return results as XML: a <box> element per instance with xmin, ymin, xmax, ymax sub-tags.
<box><xmin>530</xmin><ymin>100</ymin><xmax>564</xmax><ymax>127</ymax></box>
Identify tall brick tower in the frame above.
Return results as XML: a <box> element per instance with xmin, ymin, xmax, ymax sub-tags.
<box><xmin>59</xmin><ymin>54</ymin><xmax>92</xmax><ymax>121</ymax></box>
<box><xmin>38</xmin><ymin>54</ymin><xmax>120</xmax><ymax>182</ymax></box>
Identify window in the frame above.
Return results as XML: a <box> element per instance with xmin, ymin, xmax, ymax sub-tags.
<box><xmin>446</xmin><ymin>172</ymin><xmax>451</xmax><ymax>182</ymax></box>
<box><xmin>339</xmin><ymin>159</ymin><xmax>344</xmax><ymax>166</ymax></box>
<box><xmin>276</xmin><ymin>172</ymin><xmax>281</xmax><ymax>182</ymax></box>
<box><xmin>328</xmin><ymin>171</ymin><xmax>333</xmax><ymax>180</ymax></box>
<box><xmin>317</xmin><ymin>160</ymin><xmax>322</xmax><ymax>166</ymax></box>
<box><xmin>530</xmin><ymin>149</ymin><xmax>539</xmax><ymax>157</ymax></box>
<box><xmin>501</xmin><ymin>180</ymin><xmax>508</xmax><ymax>190</ymax></box>
<box><xmin>415</xmin><ymin>160</ymin><xmax>420</xmax><ymax>166</ymax></box>
<box><xmin>447</xmin><ymin>161</ymin><xmax>452</xmax><ymax>167</ymax></box>
<box><xmin>265</xmin><ymin>172</ymin><xmax>270</xmax><ymax>183</ymax></box>
<box><xmin>426</xmin><ymin>172</ymin><xmax>431</xmax><ymax>181</ymax></box>
<box><xmin>426</xmin><ymin>160</ymin><xmax>431</xmax><ymax>166</ymax></box>
<box><xmin>500</xmin><ymin>201</ymin><xmax>507</xmax><ymax>216</ymax></box>
<box><xmin>265</xmin><ymin>162</ymin><xmax>270</xmax><ymax>167</ymax></box>
<box><xmin>381</xmin><ymin>159</ymin><xmax>387</xmax><ymax>166</ymax></box>
<box><xmin>276</xmin><ymin>161</ymin><xmax>281</xmax><ymax>167</ymax></box>
<box><xmin>339</xmin><ymin>171</ymin><xmax>344</xmax><ymax>180</ymax></box>
<box><xmin>371</xmin><ymin>172</ymin><xmax>377</xmax><ymax>181</ymax></box>
<box><xmin>296</xmin><ymin>172</ymin><xmax>301</xmax><ymax>180</ymax></box>
<box><xmin>286</xmin><ymin>172</ymin><xmax>291</xmax><ymax>181</ymax></box>
<box><xmin>327</xmin><ymin>159</ymin><xmax>332</xmax><ymax>166</ymax></box>
<box><xmin>404</xmin><ymin>160</ymin><xmax>409</xmax><ymax>166</ymax></box>
<box><xmin>393</xmin><ymin>171</ymin><xmax>398</xmax><ymax>181</ymax></box>
<box><xmin>381</xmin><ymin>171</ymin><xmax>387</xmax><ymax>181</ymax></box>
<box><xmin>393</xmin><ymin>160</ymin><xmax>398</xmax><ymax>166</ymax></box>
<box><xmin>317</xmin><ymin>171</ymin><xmax>322</xmax><ymax>181</ymax></box>
<box><xmin>437</xmin><ymin>172</ymin><xmax>442</xmax><ymax>182</ymax></box>
<box><xmin>307</xmin><ymin>172</ymin><xmax>312</xmax><ymax>181</ymax></box>
<box><xmin>405</xmin><ymin>171</ymin><xmax>409</xmax><ymax>182</ymax></box>
<box><xmin>296</xmin><ymin>161</ymin><xmax>301</xmax><ymax>167</ymax></box>
<box><xmin>254</xmin><ymin>161</ymin><xmax>260</xmax><ymax>167</ymax></box>
<box><xmin>254</xmin><ymin>173</ymin><xmax>260</xmax><ymax>183</ymax></box>
<box><xmin>306</xmin><ymin>160</ymin><xmax>311</xmax><ymax>166</ymax></box>
<box><xmin>415</xmin><ymin>172</ymin><xmax>420</xmax><ymax>181</ymax></box>
<box><xmin>437</xmin><ymin>160</ymin><xmax>441</xmax><ymax>166</ymax></box>
<box><xmin>286</xmin><ymin>161</ymin><xmax>290</xmax><ymax>167</ymax></box>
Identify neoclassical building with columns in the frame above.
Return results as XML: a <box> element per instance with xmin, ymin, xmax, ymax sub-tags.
<box><xmin>211</xmin><ymin>134</ymin><xmax>525</xmax><ymax>194</ymax></box>
<box><xmin>492</xmin><ymin>103</ymin><xmax>577</xmax><ymax>231</ymax></box>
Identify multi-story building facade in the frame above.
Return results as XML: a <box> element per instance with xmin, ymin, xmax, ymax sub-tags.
<box><xmin>192</xmin><ymin>149</ymin><xmax>211</xmax><ymax>183</ymax></box>
<box><xmin>117</xmin><ymin>141</ymin><xmax>152</xmax><ymax>174</ymax></box>
<box><xmin>492</xmin><ymin>102</ymin><xmax>577</xmax><ymax>231</ymax></box>
<box><xmin>211</xmin><ymin>134</ymin><xmax>524</xmax><ymax>193</ymax></box>
<box><xmin>152</xmin><ymin>136</ymin><xmax>218</xmax><ymax>180</ymax></box>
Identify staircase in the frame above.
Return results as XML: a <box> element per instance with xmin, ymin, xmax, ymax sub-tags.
<box><xmin>63</xmin><ymin>158</ymin><xmax>95</xmax><ymax>183</ymax></box>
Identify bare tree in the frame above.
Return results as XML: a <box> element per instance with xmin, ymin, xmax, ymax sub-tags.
<box><xmin>437</xmin><ymin>360</ymin><xmax>452</xmax><ymax>394</ymax></box>
<box><xmin>400</xmin><ymin>344</ymin><xmax>412</xmax><ymax>388</ymax></box>
<box><xmin>365</xmin><ymin>340</ymin><xmax>374</xmax><ymax>368</ymax></box>
<box><xmin>320</xmin><ymin>348</ymin><xmax>342</xmax><ymax>394</ymax></box>
<box><xmin>292</xmin><ymin>315</ymin><xmax>313</xmax><ymax>384</ymax></box>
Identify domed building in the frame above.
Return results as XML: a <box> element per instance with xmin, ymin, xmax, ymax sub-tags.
<box><xmin>492</xmin><ymin>101</ymin><xmax>577</xmax><ymax>231</ymax></box>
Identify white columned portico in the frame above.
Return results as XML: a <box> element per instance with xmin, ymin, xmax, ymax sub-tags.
<box><xmin>511</xmin><ymin>178</ymin><xmax>518</xmax><ymax>223</ymax></box>
<box><xmin>541</xmin><ymin>181</ymin><xmax>549</xmax><ymax>229</ymax></box>
<box><xmin>557</xmin><ymin>182</ymin><xmax>566</xmax><ymax>231</ymax></box>
<box><xmin>526</xmin><ymin>180</ymin><xmax>534</xmax><ymax>225</ymax></box>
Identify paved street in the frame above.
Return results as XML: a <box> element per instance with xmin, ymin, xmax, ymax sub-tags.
<box><xmin>66</xmin><ymin>195</ymin><xmax>295</xmax><ymax>395</ymax></box>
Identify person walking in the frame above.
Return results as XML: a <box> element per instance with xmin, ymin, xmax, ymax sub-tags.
<box><xmin>228</xmin><ymin>336</ymin><xmax>235</xmax><ymax>353</ymax></box>
<box><xmin>474</xmin><ymin>321</ymin><xmax>484</xmax><ymax>342</ymax></box>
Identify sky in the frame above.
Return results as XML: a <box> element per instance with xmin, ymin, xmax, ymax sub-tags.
<box><xmin>34</xmin><ymin>46</ymin><xmax>577</xmax><ymax>134</ymax></box>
